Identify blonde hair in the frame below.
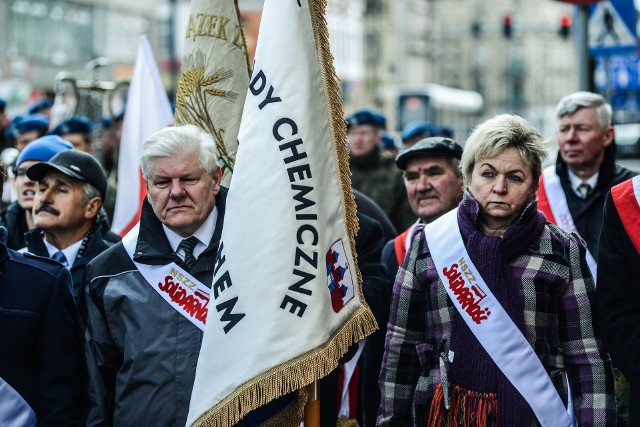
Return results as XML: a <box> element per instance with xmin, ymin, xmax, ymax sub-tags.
<box><xmin>460</xmin><ymin>114</ymin><xmax>547</xmax><ymax>188</ymax></box>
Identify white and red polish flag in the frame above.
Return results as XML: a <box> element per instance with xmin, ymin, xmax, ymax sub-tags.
<box><xmin>111</xmin><ymin>35</ymin><xmax>173</xmax><ymax>237</ymax></box>
<box><xmin>187</xmin><ymin>0</ymin><xmax>377</xmax><ymax>425</ymax></box>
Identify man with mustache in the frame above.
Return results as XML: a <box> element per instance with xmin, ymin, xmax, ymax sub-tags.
<box><xmin>538</xmin><ymin>91</ymin><xmax>636</xmax><ymax>264</ymax></box>
<box><xmin>0</xmin><ymin>135</ymin><xmax>73</xmax><ymax>250</ymax></box>
<box><xmin>23</xmin><ymin>150</ymin><xmax>113</xmax><ymax>298</ymax></box>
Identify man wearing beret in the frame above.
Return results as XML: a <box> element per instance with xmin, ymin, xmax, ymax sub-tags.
<box><xmin>52</xmin><ymin>116</ymin><xmax>94</xmax><ymax>153</ymax></box>
<box><xmin>8</xmin><ymin>114</ymin><xmax>49</xmax><ymax>152</ymax></box>
<box><xmin>0</xmin><ymin>135</ymin><xmax>73</xmax><ymax>250</ymax></box>
<box><xmin>23</xmin><ymin>150</ymin><xmax>114</xmax><ymax>297</ymax></box>
<box><xmin>362</xmin><ymin>138</ymin><xmax>464</xmax><ymax>427</ymax></box>
<box><xmin>347</xmin><ymin>108</ymin><xmax>414</xmax><ymax>231</ymax></box>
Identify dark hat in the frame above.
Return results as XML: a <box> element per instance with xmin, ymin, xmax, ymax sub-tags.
<box><xmin>379</xmin><ymin>132</ymin><xmax>397</xmax><ymax>150</ymax></box>
<box><xmin>27</xmin><ymin>150</ymin><xmax>107</xmax><ymax>199</ymax></box>
<box><xmin>16</xmin><ymin>135</ymin><xmax>73</xmax><ymax>167</ymax></box>
<box><xmin>395</xmin><ymin>137</ymin><xmax>463</xmax><ymax>170</ymax></box>
<box><xmin>346</xmin><ymin>108</ymin><xmax>385</xmax><ymax>130</ymax></box>
<box><xmin>0</xmin><ymin>98</ymin><xmax>6</xmax><ymax>113</ymax></box>
<box><xmin>52</xmin><ymin>116</ymin><xmax>93</xmax><ymax>136</ymax></box>
<box><xmin>401</xmin><ymin>120</ymin><xmax>436</xmax><ymax>143</ymax></box>
<box><xmin>10</xmin><ymin>114</ymin><xmax>49</xmax><ymax>138</ymax></box>
<box><xmin>434</xmin><ymin>124</ymin><xmax>454</xmax><ymax>139</ymax></box>
<box><xmin>27</xmin><ymin>98</ymin><xmax>52</xmax><ymax>115</ymax></box>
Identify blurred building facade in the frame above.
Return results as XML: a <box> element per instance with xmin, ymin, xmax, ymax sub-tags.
<box><xmin>2</xmin><ymin>0</ymin><xmax>582</xmax><ymax>138</ymax></box>
<box><xmin>0</xmin><ymin>0</ymin><xmax>171</xmax><ymax>116</ymax></box>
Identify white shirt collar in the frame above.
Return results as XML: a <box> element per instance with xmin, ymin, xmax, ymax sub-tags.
<box><xmin>567</xmin><ymin>168</ymin><xmax>599</xmax><ymax>197</ymax></box>
<box><xmin>43</xmin><ymin>237</ymin><xmax>83</xmax><ymax>268</ymax></box>
<box><xmin>162</xmin><ymin>206</ymin><xmax>218</xmax><ymax>261</ymax></box>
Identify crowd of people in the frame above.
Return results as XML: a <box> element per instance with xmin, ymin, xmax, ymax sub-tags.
<box><xmin>0</xmin><ymin>89</ymin><xmax>638</xmax><ymax>427</ymax></box>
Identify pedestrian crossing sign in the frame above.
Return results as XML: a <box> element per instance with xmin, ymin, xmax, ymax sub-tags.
<box><xmin>589</xmin><ymin>0</ymin><xmax>637</xmax><ymax>56</ymax></box>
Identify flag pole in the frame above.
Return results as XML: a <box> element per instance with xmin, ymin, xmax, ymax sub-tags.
<box><xmin>304</xmin><ymin>381</ymin><xmax>320</xmax><ymax>427</ymax></box>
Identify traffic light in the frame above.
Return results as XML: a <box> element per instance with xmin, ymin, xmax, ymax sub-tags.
<box><xmin>502</xmin><ymin>13</ymin><xmax>513</xmax><ymax>38</ymax></box>
<box><xmin>559</xmin><ymin>13</ymin><xmax>572</xmax><ymax>39</ymax></box>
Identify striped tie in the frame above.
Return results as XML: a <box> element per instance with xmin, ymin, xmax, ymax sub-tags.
<box><xmin>178</xmin><ymin>236</ymin><xmax>199</xmax><ymax>269</ymax></box>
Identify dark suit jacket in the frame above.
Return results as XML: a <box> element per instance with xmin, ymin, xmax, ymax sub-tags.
<box><xmin>0</xmin><ymin>228</ymin><xmax>84</xmax><ymax>425</ymax></box>
<box><xmin>597</xmin><ymin>191</ymin><xmax>640</xmax><ymax>426</ymax></box>
<box><xmin>319</xmin><ymin>212</ymin><xmax>387</xmax><ymax>426</ymax></box>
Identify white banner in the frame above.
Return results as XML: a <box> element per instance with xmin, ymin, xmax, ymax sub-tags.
<box><xmin>187</xmin><ymin>0</ymin><xmax>376</xmax><ymax>425</ymax></box>
<box><xmin>111</xmin><ymin>35</ymin><xmax>173</xmax><ymax>237</ymax></box>
<box><xmin>174</xmin><ymin>0</ymin><xmax>250</xmax><ymax>187</ymax></box>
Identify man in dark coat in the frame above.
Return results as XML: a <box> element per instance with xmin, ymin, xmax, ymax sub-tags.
<box><xmin>319</xmin><ymin>211</ymin><xmax>388</xmax><ymax>427</ymax></box>
<box><xmin>22</xmin><ymin>150</ymin><xmax>114</xmax><ymax>298</ymax></box>
<box><xmin>597</xmin><ymin>178</ymin><xmax>640</xmax><ymax>426</ymax></box>
<box><xmin>0</xmin><ymin>162</ymin><xmax>85</xmax><ymax>425</ymax></box>
<box><xmin>79</xmin><ymin>125</ymin><xmax>285</xmax><ymax>426</ymax></box>
<box><xmin>538</xmin><ymin>91</ymin><xmax>637</xmax><ymax>259</ymax></box>
<box><xmin>347</xmin><ymin>108</ymin><xmax>415</xmax><ymax>231</ymax></box>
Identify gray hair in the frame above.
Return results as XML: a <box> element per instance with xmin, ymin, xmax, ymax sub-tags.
<box><xmin>140</xmin><ymin>125</ymin><xmax>219</xmax><ymax>180</ymax></box>
<box><xmin>556</xmin><ymin>91</ymin><xmax>612</xmax><ymax>129</ymax></box>
<box><xmin>460</xmin><ymin>114</ymin><xmax>547</xmax><ymax>188</ymax></box>
<box><xmin>82</xmin><ymin>183</ymin><xmax>102</xmax><ymax>222</ymax></box>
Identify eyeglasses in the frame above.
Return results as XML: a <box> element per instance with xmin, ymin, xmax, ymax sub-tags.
<box><xmin>13</xmin><ymin>167</ymin><xmax>28</xmax><ymax>177</ymax></box>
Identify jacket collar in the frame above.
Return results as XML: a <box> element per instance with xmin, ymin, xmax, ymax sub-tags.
<box><xmin>134</xmin><ymin>187</ymin><xmax>227</xmax><ymax>274</ymax></box>
<box><xmin>554</xmin><ymin>143</ymin><xmax>617</xmax><ymax>192</ymax></box>
<box><xmin>24</xmin><ymin>223</ymin><xmax>110</xmax><ymax>267</ymax></box>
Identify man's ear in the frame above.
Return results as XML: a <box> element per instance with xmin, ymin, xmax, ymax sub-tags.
<box><xmin>84</xmin><ymin>198</ymin><xmax>102</xmax><ymax>220</ymax></box>
<box><xmin>212</xmin><ymin>166</ymin><xmax>223</xmax><ymax>195</ymax></box>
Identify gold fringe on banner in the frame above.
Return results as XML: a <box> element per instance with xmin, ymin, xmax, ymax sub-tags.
<box><xmin>193</xmin><ymin>307</ymin><xmax>377</xmax><ymax>427</ymax></box>
<box><xmin>192</xmin><ymin>0</ymin><xmax>378</xmax><ymax>425</ymax></box>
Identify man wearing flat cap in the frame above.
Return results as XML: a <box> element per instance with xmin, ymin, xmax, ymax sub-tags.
<box><xmin>382</xmin><ymin>137</ymin><xmax>464</xmax><ymax>279</ymax></box>
<box><xmin>23</xmin><ymin>150</ymin><xmax>114</xmax><ymax>297</ymax></box>
<box><xmin>347</xmin><ymin>108</ymin><xmax>414</xmax><ymax>230</ymax></box>
<box><xmin>52</xmin><ymin>116</ymin><xmax>94</xmax><ymax>153</ymax></box>
<box><xmin>0</xmin><ymin>135</ymin><xmax>73</xmax><ymax>250</ymax></box>
<box><xmin>358</xmin><ymin>138</ymin><xmax>464</xmax><ymax>426</ymax></box>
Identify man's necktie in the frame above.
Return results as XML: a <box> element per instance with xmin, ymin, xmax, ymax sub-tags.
<box><xmin>577</xmin><ymin>183</ymin><xmax>592</xmax><ymax>199</ymax></box>
<box><xmin>178</xmin><ymin>236</ymin><xmax>199</xmax><ymax>269</ymax></box>
<box><xmin>52</xmin><ymin>250</ymin><xmax>68</xmax><ymax>268</ymax></box>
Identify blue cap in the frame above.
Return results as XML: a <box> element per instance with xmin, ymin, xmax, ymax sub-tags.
<box><xmin>401</xmin><ymin>120</ymin><xmax>436</xmax><ymax>143</ymax></box>
<box><xmin>434</xmin><ymin>124</ymin><xmax>454</xmax><ymax>139</ymax></box>
<box><xmin>379</xmin><ymin>132</ymin><xmax>397</xmax><ymax>150</ymax></box>
<box><xmin>346</xmin><ymin>108</ymin><xmax>385</xmax><ymax>130</ymax></box>
<box><xmin>26</xmin><ymin>98</ymin><xmax>52</xmax><ymax>115</ymax></box>
<box><xmin>101</xmin><ymin>116</ymin><xmax>112</xmax><ymax>129</ymax></box>
<box><xmin>16</xmin><ymin>135</ymin><xmax>73</xmax><ymax>167</ymax></box>
<box><xmin>395</xmin><ymin>137</ymin><xmax>463</xmax><ymax>170</ymax></box>
<box><xmin>52</xmin><ymin>116</ymin><xmax>93</xmax><ymax>136</ymax></box>
<box><xmin>9</xmin><ymin>114</ymin><xmax>49</xmax><ymax>139</ymax></box>
<box><xmin>0</xmin><ymin>99</ymin><xmax>6</xmax><ymax>113</ymax></box>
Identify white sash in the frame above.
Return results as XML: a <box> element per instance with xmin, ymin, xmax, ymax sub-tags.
<box><xmin>122</xmin><ymin>223</ymin><xmax>210</xmax><ymax>331</ymax></box>
<box><xmin>0</xmin><ymin>376</ymin><xmax>36</xmax><ymax>427</ymax></box>
<box><xmin>424</xmin><ymin>209</ymin><xmax>575</xmax><ymax>427</ymax></box>
<box><xmin>542</xmin><ymin>166</ymin><xmax>597</xmax><ymax>278</ymax></box>
<box><xmin>633</xmin><ymin>175</ymin><xmax>640</xmax><ymax>205</ymax></box>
